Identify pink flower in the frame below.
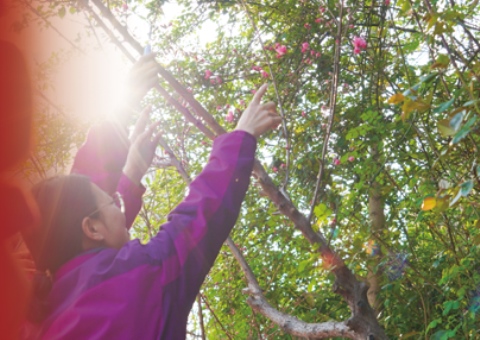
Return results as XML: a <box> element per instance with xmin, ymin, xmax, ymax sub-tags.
<box><xmin>280</xmin><ymin>163</ymin><xmax>286</xmax><ymax>169</ymax></box>
<box><xmin>251</xmin><ymin>89</ymin><xmax>257</xmax><ymax>94</ymax></box>
<box><xmin>316</xmin><ymin>52</ymin><xmax>321</xmax><ymax>58</ymax></box>
<box><xmin>261</xmin><ymin>70</ymin><xmax>269</xmax><ymax>78</ymax></box>
<box><xmin>304</xmin><ymin>23</ymin><xmax>311</xmax><ymax>29</ymax></box>
<box><xmin>216</xmin><ymin>76</ymin><xmax>223</xmax><ymax>84</ymax></box>
<box><xmin>210</xmin><ymin>78</ymin><xmax>216</xmax><ymax>84</ymax></box>
<box><xmin>348</xmin><ymin>156</ymin><xmax>355</xmax><ymax>162</ymax></box>
<box><xmin>216</xmin><ymin>105</ymin><xmax>222</xmax><ymax>111</ymax></box>
<box><xmin>301</xmin><ymin>42</ymin><xmax>309</xmax><ymax>53</ymax></box>
<box><xmin>225</xmin><ymin>104</ymin><xmax>230</xmax><ymax>109</ymax></box>
<box><xmin>225</xmin><ymin>110</ymin><xmax>234</xmax><ymax>123</ymax></box>
<box><xmin>204</xmin><ymin>69</ymin><xmax>212</xmax><ymax>79</ymax></box>
<box><xmin>319</xmin><ymin>6</ymin><xmax>326</xmax><ymax>13</ymax></box>
<box><xmin>272</xmin><ymin>167</ymin><xmax>278</xmax><ymax>172</ymax></box>
<box><xmin>353</xmin><ymin>36</ymin><xmax>367</xmax><ymax>54</ymax></box>
<box><xmin>275</xmin><ymin>44</ymin><xmax>287</xmax><ymax>57</ymax></box>
<box><xmin>301</xmin><ymin>111</ymin><xmax>306</xmax><ymax>117</ymax></box>
<box><xmin>315</xmin><ymin>18</ymin><xmax>322</xmax><ymax>23</ymax></box>
<box><xmin>349</xmin><ymin>24</ymin><xmax>354</xmax><ymax>29</ymax></box>
<box><xmin>385</xmin><ymin>0</ymin><xmax>390</xmax><ymax>4</ymax></box>
<box><xmin>310</xmin><ymin>50</ymin><xmax>315</xmax><ymax>56</ymax></box>
<box><xmin>333</xmin><ymin>158</ymin><xmax>341</xmax><ymax>166</ymax></box>
<box><xmin>252</xmin><ymin>65</ymin><xmax>262</xmax><ymax>71</ymax></box>
<box><xmin>122</xmin><ymin>3</ymin><xmax>128</xmax><ymax>11</ymax></box>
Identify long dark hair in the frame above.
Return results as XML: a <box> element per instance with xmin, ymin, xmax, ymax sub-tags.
<box><xmin>23</xmin><ymin>174</ymin><xmax>99</xmax><ymax>322</ymax></box>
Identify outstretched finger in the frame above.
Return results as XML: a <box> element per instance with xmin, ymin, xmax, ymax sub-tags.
<box><xmin>252</xmin><ymin>83</ymin><xmax>269</xmax><ymax>104</ymax></box>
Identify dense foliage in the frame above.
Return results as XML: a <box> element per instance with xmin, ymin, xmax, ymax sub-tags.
<box><xmin>14</xmin><ymin>0</ymin><xmax>480</xmax><ymax>338</ymax></box>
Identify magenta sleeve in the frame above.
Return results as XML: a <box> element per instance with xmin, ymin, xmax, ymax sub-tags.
<box><xmin>70</xmin><ymin>121</ymin><xmax>144</xmax><ymax>228</ymax></box>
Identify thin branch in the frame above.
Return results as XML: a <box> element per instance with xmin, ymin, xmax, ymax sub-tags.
<box><xmin>196</xmin><ymin>295</ymin><xmax>206</xmax><ymax>340</ymax></box>
<box><xmin>200</xmin><ymin>294</ymin><xmax>235</xmax><ymax>340</ymax></box>
<box><xmin>240</xmin><ymin>0</ymin><xmax>292</xmax><ymax>189</ymax></box>
<box><xmin>23</xmin><ymin>0</ymin><xmax>85</xmax><ymax>54</ymax></box>
<box><xmin>309</xmin><ymin>0</ymin><xmax>345</xmax><ymax>222</ymax></box>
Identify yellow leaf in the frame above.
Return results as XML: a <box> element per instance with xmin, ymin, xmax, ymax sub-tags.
<box><xmin>388</xmin><ymin>93</ymin><xmax>405</xmax><ymax>104</ymax></box>
<box><xmin>422</xmin><ymin>197</ymin><xmax>437</xmax><ymax>211</ymax></box>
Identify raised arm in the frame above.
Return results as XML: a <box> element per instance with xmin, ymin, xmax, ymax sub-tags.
<box><xmin>142</xmin><ymin>84</ymin><xmax>281</xmax><ymax>318</ymax></box>
<box><xmin>70</xmin><ymin>55</ymin><xmax>159</xmax><ymax>228</ymax></box>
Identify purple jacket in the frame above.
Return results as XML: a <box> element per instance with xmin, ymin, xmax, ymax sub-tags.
<box><xmin>70</xmin><ymin>121</ymin><xmax>144</xmax><ymax>229</ymax></box>
<box><xmin>41</xmin><ymin>131</ymin><xmax>256</xmax><ymax>339</ymax></box>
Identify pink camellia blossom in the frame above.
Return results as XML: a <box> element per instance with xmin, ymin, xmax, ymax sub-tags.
<box><xmin>301</xmin><ymin>111</ymin><xmax>306</xmax><ymax>117</ymax></box>
<box><xmin>216</xmin><ymin>76</ymin><xmax>223</xmax><ymax>84</ymax></box>
<box><xmin>316</xmin><ymin>52</ymin><xmax>321</xmax><ymax>58</ymax></box>
<box><xmin>225</xmin><ymin>104</ymin><xmax>230</xmax><ymax>109</ymax></box>
<box><xmin>216</xmin><ymin>105</ymin><xmax>222</xmax><ymax>111</ymax></box>
<box><xmin>304</xmin><ymin>23</ymin><xmax>311</xmax><ymax>29</ymax></box>
<box><xmin>315</xmin><ymin>18</ymin><xmax>322</xmax><ymax>23</ymax></box>
<box><xmin>301</xmin><ymin>42</ymin><xmax>309</xmax><ymax>53</ymax></box>
<box><xmin>333</xmin><ymin>158</ymin><xmax>341</xmax><ymax>166</ymax></box>
<box><xmin>352</xmin><ymin>36</ymin><xmax>367</xmax><ymax>54</ymax></box>
<box><xmin>348</xmin><ymin>156</ymin><xmax>355</xmax><ymax>162</ymax></box>
<box><xmin>280</xmin><ymin>163</ymin><xmax>286</xmax><ymax>169</ymax></box>
<box><xmin>251</xmin><ymin>89</ymin><xmax>257</xmax><ymax>94</ymax></box>
<box><xmin>319</xmin><ymin>6</ymin><xmax>326</xmax><ymax>13</ymax></box>
<box><xmin>261</xmin><ymin>70</ymin><xmax>269</xmax><ymax>78</ymax></box>
<box><xmin>310</xmin><ymin>50</ymin><xmax>315</xmax><ymax>56</ymax></box>
<box><xmin>275</xmin><ymin>44</ymin><xmax>287</xmax><ymax>57</ymax></box>
<box><xmin>239</xmin><ymin>99</ymin><xmax>245</xmax><ymax>106</ymax></box>
<box><xmin>385</xmin><ymin>0</ymin><xmax>390</xmax><ymax>5</ymax></box>
<box><xmin>204</xmin><ymin>69</ymin><xmax>212</xmax><ymax>79</ymax></box>
<box><xmin>210</xmin><ymin>78</ymin><xmax>216</xmax><ymax>85</ymax></box>
<box><xmin>252</xmin><ymin>65</ymin><xmax>262</xmax><ymax>71</ymax></box>
<box><xmin>225</xmin><ymin>110</ymin><xmax>234</xmax><ymax>123</ymax></box>
<box><xmin>349</xmin><ymin>24</ymin><xmax>355</xmax><ymax>29</ymax></box>
<box><xmin>272</xmin><ymin>167</ymin><xmax>278</xmax><ymax>172</ymax></box>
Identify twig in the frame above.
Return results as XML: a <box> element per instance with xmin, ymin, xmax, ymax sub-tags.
<box><xmin>308</xmin><ymin>0</ymin><xmax>345</xmax><ymax>222</ymax></box>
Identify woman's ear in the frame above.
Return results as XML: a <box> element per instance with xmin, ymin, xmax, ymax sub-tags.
<box><xmin>81</xmin><ymin>217</ymin><xmax>105</xmax><ymax>243</ymax></box>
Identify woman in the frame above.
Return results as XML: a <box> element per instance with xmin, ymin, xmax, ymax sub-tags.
<box><xmin>23</xmin><ymin>84</ymin><xmax>281</xmax><ymax>339</ymax></box>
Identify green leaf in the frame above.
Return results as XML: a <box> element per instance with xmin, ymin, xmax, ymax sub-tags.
<box><xmin>58</xmin><ymin>6</ymin><xmax>66</xmax><ymax>18</ymax></box>
<box><xmin>433</xmin><ymin>98</ymin><xmax>454</xmax><ymax>114</ymax></box>
<box><xmin>460</xmin><ymin>180</ymin><xmax>474</xmax><ymax>197</ymax></box>
<box><xmin>442</xmin><ymin>300</ymin><xmax>460</xmax><ymax>316</ymax></box>
<box><xmin>314</xmin><ymin>203</ymin><xmax>332</xmax><ymax>221</ymax></box>
<box><xmin>437</xmin><ymin>119</ymin><xmax>456</xmax><ymax>136</ymax></box>
<box><xmin>427</xmin><ymin>318</ymin><xmax>441</xmax><ymax>331</ymax></box>
<box><xmin>451</xmin><ymin>116</ymin><xmax>477</xmax><ymax>144</ymax></box>
<box><xmin>463</xmin><ymin>99</ymin><xmax>479</xmax><ymax>107</ymax></box>
<box><xmin>449</xmin><ymin>112</ymin><xmax>464</xmax><ymax>131</ymax></box>
<box><xmin>449</xmin><ymin>188</ymin><xmax>462</xmax><ymax>207</ymax></box>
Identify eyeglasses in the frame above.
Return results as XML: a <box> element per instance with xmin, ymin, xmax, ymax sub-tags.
<box><xmin>87</xmin><ymin>192</ymin><xmax>125</xmax><ymax>218</ymax></box>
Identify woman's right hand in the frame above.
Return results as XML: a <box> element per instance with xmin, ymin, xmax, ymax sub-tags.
<box><xmin>234</xmin><ymin>84</ymin><xmax>282</xmax><ymax>138</ymax></box>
